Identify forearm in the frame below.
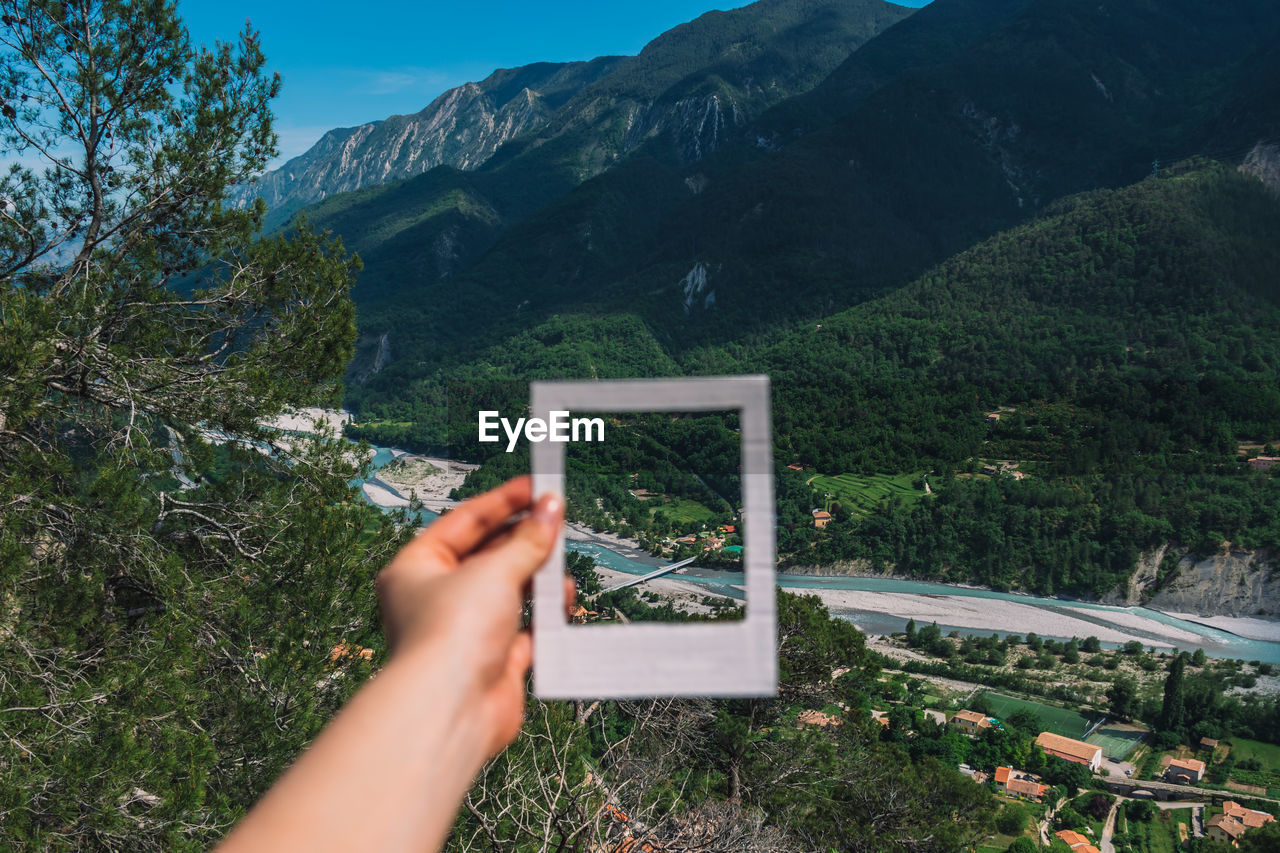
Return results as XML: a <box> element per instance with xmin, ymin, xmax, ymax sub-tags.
<box><xmin>219</xmin><ymin>644</ymin><xmax>489</xmax><ymax>853</ymax></box>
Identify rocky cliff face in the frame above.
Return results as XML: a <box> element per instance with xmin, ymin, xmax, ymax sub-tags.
<box><xmin>1241</xmin><ymin>141</ymin><xmax>1280</xmax><ymax>193</ymax></box>
<box><xmin>1105</xmin><ymin>544</ymin><xmax>1280</xmax><ymax>618</ymax></box>
<box><xmin>232</xmin><ymin>59</ymin><xmax>623</xmax><ymax>227</ymax></box>
<box><xmin>241</xmin><ymin>0</ymin><xmax>914</xmax><ymax>236</ymax></box>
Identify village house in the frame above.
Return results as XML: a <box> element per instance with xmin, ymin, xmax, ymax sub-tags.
<box><xmin>1055</xmin><ymin>829</ymin><xmax>1101</xmax><ymax>853</ymax></box>
<box><xmin>1199</xmin><ymin>736</ymin><xmax>1219</xmax><ymax>752</ymax></box>
<box><xmin>993</xmin><ymin>766</ymin><xmax>1048</xmax><ymax>802</ymax></box>
<box><xmin>812</xmin><ymin>509</ymin><xmax>831</xmax><ymax>529</ymax></box>
<box><xmin>981</xmin><ymin>460</ymin><xmax>1026</xmax><ymax>479</ymax></box>
<box><xmin>1160</xmin><ymin>755</ymin><xmax>1206</xmax><ymax>784</ymax></box>
<box><xmin>1248</xmin><ymin>455</ymin><xmax>1280</xmax><ymax>471</ymax></box>
<box><xmin>786</xmin><ymin>463</ymin><xmax>804</xmax><ymax>472</ymax></box>
<box><xmin>568</xmin><ymin>605</ymin><xmax>598</xmax><ymax>625</ymax></box>
<box><xmin>949</xmin><ymin>709</ymin><xmax>994</xmax><ymax>736</ymax></box>
<box><xmin>1206</xmin><ymin>801</ymin><xmax>1275</xmax><ymax>846</ymax></box>
<box><xmin>1035</xmin><ymin>732</ymin><xmax>1103</xmax><ymax>771</ymax></box>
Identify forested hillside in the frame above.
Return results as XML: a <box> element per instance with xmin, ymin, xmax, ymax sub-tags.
<box><xmin>355</xmin><ymin>166</ymin><xmax>1280</xmax><ymax>598</ymax></box>
<box><xmin>335</xmin><ymin>0</ymin><xmax>1280</xmax><ymax>390</ymax></box>
<box><xmin>294</xmin><ymin>0</ymin><xmax>912</xmax><ymax>336</ymax></box>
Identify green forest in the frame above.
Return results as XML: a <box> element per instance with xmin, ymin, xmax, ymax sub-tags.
<box><xmin>351</xmin><ymin>166</ymin><xmax>1280</xmax><ymax>598</ymax></box>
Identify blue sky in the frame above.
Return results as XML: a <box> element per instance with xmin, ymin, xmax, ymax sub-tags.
<box><xmin>180</xmin><ymin>0</ymin><xmax>930</xmax><ymax>167</ymax></box>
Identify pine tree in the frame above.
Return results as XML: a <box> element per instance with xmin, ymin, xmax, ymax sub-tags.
<box><xmin>0</xmin><ymin>2</ymin><xmax>405</xmax><ymax>847</ymax></box>
<box><xmin>1160</xmin><ymin>654</ymin><xmax>1187</xmax><ymax>734</ymax></box>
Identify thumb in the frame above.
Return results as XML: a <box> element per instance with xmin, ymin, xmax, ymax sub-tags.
<box><xmin>470</xmin><ymin>493</ymin><xmax>562</xmax><ymax>586</ymax></box>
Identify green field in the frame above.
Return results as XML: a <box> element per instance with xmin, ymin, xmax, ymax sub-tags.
<box><xmin>652</xmin><ymin>497</ymin><xmax>717</xmax><ymax>526</ymax></box>
<box><xmin>807</xmin><ymin>472</ymin><xmax>926</xmax><ymax>518</ymax></box>
<box><xmin>981</xmin><ymin>692</ymin><xmax>1096</xmax><ymax>739</ymax></box>
<box><xmin>1086</xmin><ymin>724</ymin><xmax>1146</xmax><ymax>760</ymax></box>
<box><xmin>1125</xmin><ymin>808</ymin><xmax>1190</xmax><ymax>853</ymax></box>
<box><xmin>1227</xmin><ymin>737</ymin><xmax>1280</xmax><ymax>794</ymax></box>
<box><xmin>1228</xmin><ymin>737</ymin><xmax>1280</xmax><ymax>766</ymax></box>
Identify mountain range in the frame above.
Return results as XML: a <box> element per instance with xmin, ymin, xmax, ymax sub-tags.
<box><xmin>237</xmin><ymin>0</ymin><xmax>1280</xmax><ymax>594</ymax></box>
<box><xmin>246</xmin><ymin>0</ymin><xmax>1278</xmax><ymax>392</ymax></box>
<box><xmin>237</xmin><ymin>0</ymin><xmax>912</xmax><ymax>231</ymax></box>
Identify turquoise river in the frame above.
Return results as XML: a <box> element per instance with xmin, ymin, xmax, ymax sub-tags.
<box><xmin>360</xmin><ymin>445</ymin><xmax>1280</xmax><ymax>665</ymax></box>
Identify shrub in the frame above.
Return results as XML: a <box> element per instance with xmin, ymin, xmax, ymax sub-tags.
<box><xmin>1125</xmin><ymin>800</ymin><xmax>1156</xmax><ymax>822</ymax></box>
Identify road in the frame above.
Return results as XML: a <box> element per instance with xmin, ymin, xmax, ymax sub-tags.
<box><xmin>1039</xmin><ymin>796</ymin><xmax>1067</xmax><ymax>846</ymax></box>
<box><xmin>1099</xmin><ymin>803</ymin><xmax>1118</xmax><ymax>853</ymax></box>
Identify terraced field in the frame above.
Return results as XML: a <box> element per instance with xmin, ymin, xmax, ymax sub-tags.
<box><xmin>807</xmin><ymin>472</ymin><xmax>927</xmax><ymax>518</ymax></box>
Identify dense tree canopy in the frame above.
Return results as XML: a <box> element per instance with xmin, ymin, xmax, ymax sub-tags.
<box><xmin>0</xmin><ymin>2</ymin><xmax>400</xmax><ymax>847</ymax></box>
<box><xmin>385</xmin><ymin>166</ymin><xmax>1280</xmax><ymax>598</ymax></box>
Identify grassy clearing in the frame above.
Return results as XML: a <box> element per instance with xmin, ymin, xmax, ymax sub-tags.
<box><xmin>1226</xmin><ymin>737</ymin><xmax>1280</xmax><ymax>795</ymax></box>
<box><xmin>1144</xmin><ymin>809</ymin><xmax>1186</xmax><ymax>853</ymax></box>
<box><xmin>651</xmin><ymin>497</ymin><xmax>717</xmax><ymax>526</ymax></box>
<box><xmin>981</xmin><ymin>692</ymin><xmax>1095</xmax><ymax>739</ymax></box>
<box><xmin>807</xmin><ymin>472</ymin><xmax>926</xmax><ymax>518</ymax></box>
<box><xmin>1228</xmin><ymin>737</ymin><xmax>1280</xmax><ymax>766</ymax></box>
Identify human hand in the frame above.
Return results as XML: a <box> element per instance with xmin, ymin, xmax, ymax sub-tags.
<box><xmin>375</xmin><ymin>475</ymin><xmax>570</xmax><ymax>757</ymax></box>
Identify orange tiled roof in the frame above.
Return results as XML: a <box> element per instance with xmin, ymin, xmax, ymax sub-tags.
<box><xmin>952</xmin><ymin>709</ymin><xmax>989</xmax><ymax>725</ymax></box>
<box><xmin>1208</xmin><ymin>813</ymin><xmax>1245</xmax><ymax>839</ymax></box>
<box><xmin>1223</xmin><ymin>801</ymin><xmax>1276</xmax><ymax>828</ymax></box>
<box><xmin>1055</xmin><ymin>829</ymin><xmax>1101</xmax><ymax>853</ymax></box>
<box><xmin>995</xmin><ymin>766</ymin><xmax>1045</xmax><ymax>799</ymax></box>
<box><xmin>1036</xmin><ymin>732</ymin><xmax>1101</xmax><ymax>763</ymax></box>
<box><xmin>1008</xmin><ymin>778</ymin><xmax>1047</xmax><ymax>799</ymax></box>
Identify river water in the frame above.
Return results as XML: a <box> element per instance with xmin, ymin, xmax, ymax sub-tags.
<box><xmin>357</xmin><ymin>444</ymin><xmax>1280</xmax><ymax>664</ymax></box>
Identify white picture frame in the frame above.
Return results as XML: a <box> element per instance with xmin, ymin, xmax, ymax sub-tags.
<box><xmin>530</xmin><ymin>375</ymin><xmax>777</xmax><ymax>699</ymax></box>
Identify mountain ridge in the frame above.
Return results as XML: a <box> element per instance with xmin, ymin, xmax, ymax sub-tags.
<box><xmin>241</xmin><ymin>0</ymin><xmax>914</xmax><ymax>253</ymax></box>
<box><xmin>335</xmin><ymin>0</ymin><xmax>1280</xmax><ymax>374</ymax></box>
<box><xmin>231</xmin><ymin>58</ymin><xmax>626</xmax><ymax>228</ymax></box>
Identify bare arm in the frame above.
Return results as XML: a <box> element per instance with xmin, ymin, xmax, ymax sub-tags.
<box><xmin>219</xmin><ymin>476</ymin><xmax>567</xmax><ymax>852</ymax></box>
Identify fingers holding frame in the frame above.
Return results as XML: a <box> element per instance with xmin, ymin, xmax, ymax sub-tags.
<box><xmin>395</xmin><ymin>476</ymin><xmax>535</xmax><ymax>572</ymax></box>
